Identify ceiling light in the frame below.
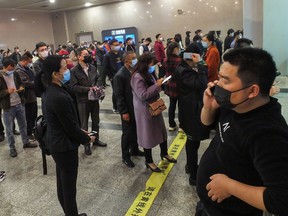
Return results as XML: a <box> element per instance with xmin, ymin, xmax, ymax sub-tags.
<box><xmin>11</xmin><ymin>18</ymin><xmax>17</xmax><ymax>21</ymax></box>
<box><xmin>85</xmin><ymin>2</ymin><xmax>92</xmax><ymax>7</ymax></box>
<box><xmin>146</xmin><ymin>11</ymin><xmax>150</xmax><ymax>14</ymax></box>
<box><xmin>160</xmin><ymin>4</ymin><xmax>164</xmax><ymax>7</ymax></box>
<box><xmin>235</xmin><ymin>1</ymin><xmax>239</xmax><ymax>4</ymax></box>
<box><xmin>206</xmin><ymin>3</ymin><xmax>209</xmax><ymax>5</ymax></box>
<box><xmin>50</xmin><ymin>0</ymin><xmax>55</xmax><ymax>3</ymax></box>
<box><xmin>147</xmin><ymin>2</ymin><xmax>151</xmax><ymax>5</ymax></box>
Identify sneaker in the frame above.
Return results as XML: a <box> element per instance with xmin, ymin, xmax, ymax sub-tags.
<box><xmin>0</xmin><ymin>171</ymin><xmax>6</xmax><ymax>182</ymax></box>
<box><xmin>23</xmin><ymin>142</ymin><xmax>38</xmax><ymax>148</ymax></box>
<box><xmin>0</xmin><ymin>134</ymin><xmax>4</xmax><ymax>142</ymax></box>
<box><xmin>10</xmin><ymin>149</ymin><xmax>17</xmax><ymax>157</ymax></box>
<box><xmin>168</xmin><ymin>126</ymin><xmax>177</xmax><ymax>131</ymax></box>
<box><xmin>112</xmin><ymin>109</ymin><xmax>119</xmax><ymax>114</ymax></box>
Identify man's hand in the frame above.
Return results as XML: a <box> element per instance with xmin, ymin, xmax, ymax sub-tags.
<box><xmin>122</xmin><ymin>113</ymin><xmax>130</xmax><ymax>121</ymax></box>
<box><xmin>203</xmin><ymin>81</ymin><xmax>220</xmax><ymax>110</ymax></box>
<box><xmin>206</xmin><ymin>174</ymin><xmax>232</xmax><ymax>203</ymax></box>
<box><xmin>156</xmin><ymin>78</ymin><xmax>164</xmax><ymax>87</ymax></box>
<box><xmin>192</xmin><ymin>53</ymin><xmax>202</xmax><ymax>63</ymax></box>
<box><xmin>89</xmin><ymin>135</ymin><xmax>96</xmax><ymax>143</ymax></box>
<box><xmin>7</xmin><ymin>88</ymin><xmax>16</xmax><ymax>94</ymax></box>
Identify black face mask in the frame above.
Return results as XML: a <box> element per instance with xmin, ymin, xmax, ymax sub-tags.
<box><xmin>214</xmin><ymin>85</ymin><xmax>251</xmax><ymax>109</ymax></box>
<box><xmin>83</xmin><ymin>55</ymin><xmax>93</xmax><ymax>64</ymax></box>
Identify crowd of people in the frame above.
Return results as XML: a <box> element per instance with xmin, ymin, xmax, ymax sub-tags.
<box><xmin>0</xmin><ymin>27</ymin><xmax>287</xmax><ymax>216</ymax></box>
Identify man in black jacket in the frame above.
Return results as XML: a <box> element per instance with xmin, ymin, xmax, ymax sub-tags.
<box><xmin>70</xmin><ymin>48</ymin><xmax>107</xmax><ymax>155</ymax></box>
<box><xmin>114</xmin><ymin>51</ymin><xmax>144</xmax><ymax>167</ymax></box>
<box><xmin>15</xmin><ymin>52</ymin><xmax>37</xmax><ymax>140</ymax></box>
<box><xmin>197</xmin><ymin>48</ymin><xmax>288</xmax><ymax>216</ymax></box>
<box><xmin>103</xmin><ymin>39</ymin><xmax>124</xmax><ymax>113</ymax></box>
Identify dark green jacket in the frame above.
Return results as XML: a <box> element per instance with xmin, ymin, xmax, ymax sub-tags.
<box><xmin>0</xmin><ymin>71</ymin><xmax>25</xmax><ymax>109</ymax></box>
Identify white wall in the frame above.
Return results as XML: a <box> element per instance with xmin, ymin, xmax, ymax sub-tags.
<box><xmin>0</xmin><ymin>10</ymin><xmax>55</xmax><ymax>52</ymax></box>
<box><xmin>263</xmin><ymin>0</ymin><xmax>288</xmax><ymax>75</ymax></box>
<box><xmin>52</xmin><ymin>0</ymin><xmax>243</xmax><ymax>46</ymax></box>
<box><xmin>243</xmin><ymin>0</ymin><xmax>263</xmax><ymax>48</ymax></box>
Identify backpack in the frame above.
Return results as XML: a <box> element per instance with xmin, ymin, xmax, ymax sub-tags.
<box><xmin>33</xmin><ymin>115</ymin><xmax>49</xmax><ymax>175</ymax></box>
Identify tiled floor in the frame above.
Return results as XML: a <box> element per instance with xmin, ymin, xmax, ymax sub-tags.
<box><xmin>0</xmin><ymin>76</ymin><xmax>287</xmax><ymax>216</ymax></box>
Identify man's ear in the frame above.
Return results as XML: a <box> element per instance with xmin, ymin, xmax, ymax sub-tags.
<box><xmin>248</xmin><ymin>84</ymin><xmax>260</xmax><ymax>98</ymax></box>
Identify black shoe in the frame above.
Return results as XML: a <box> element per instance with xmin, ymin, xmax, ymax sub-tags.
<box><xmin>160</xmin><ymin>154</ymin><xmax>177</xmax><ymax>163</ymax></box>
<box><xmin>145</xmin><ymin>162</ymin><xmax>162</xmax><ymax>172</ymax></box>
<box><xmin>0</xmin><ymin>134</ymin><xmax>4</xmax><ymax>142</ymax></box>
<box><xmin>23</xmin><ymin>142</ymin><xmax>38</xmax><ymax>148</ymax></box>
<box><xmin>122</xmin><ymin>157</ymin><xmax>135</xmax><ymax>168</ymax></box>
<box><xmin>185</xmin><ymin>164</ymin><xmax>190</xmax><ymax>174</ymax></box>
<box><xmin>10</xmin><ymin>149</ymin><xmax>17</xmax><ymax>157</ymax></box>
<box><xmin>79</xmin><ymin>213</ymin><xmax>87</xmax><ymax>216</ymax></box>
<box><xmin>84</xmin><ymin>145</ymin><xmax>92</xmax><ymax>155</ymax></box>
<box><xmin>13</xmin><ymin>130</ymin><xmax>20</xmax><ymax>135</ymax></box>
<box><xmin>130</xmin><ymin>150</ymin><xmax>145</xmax><ymax>156</ymax></box>
<box><xmin>93</xmin><ymin>140</ymin><xmax>107</xmax><ymax>147</ymax></box>
<box><xmin>189</xmin><ymin>176</ymin><xmax>196</xmax><ymax>186</ymax></box>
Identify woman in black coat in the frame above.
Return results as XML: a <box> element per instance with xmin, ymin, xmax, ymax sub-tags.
<box><xmin>173</xmin><ymin>43</ymin><xmax>209</xmax><ymax>186</ymax></box>
<box><xmin>44</xmin><ymin>55</ymin><xmax>95</xmax><ymax>216</ymax></box>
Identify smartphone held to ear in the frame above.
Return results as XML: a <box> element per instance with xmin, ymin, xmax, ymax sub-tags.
<box><xmin>210</xmin><ymin>86</ymin><xmax>215</xmax><ymax>95</ymax></box>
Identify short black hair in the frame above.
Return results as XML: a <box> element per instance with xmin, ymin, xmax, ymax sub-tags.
<box><xmin>43</xmin><ymin>55</ymin><xmax>64</xmax><ymax>84</ymax></box>
<box><xmin>123</xmin><ymin>51</ymin><xmax>136</xmax><ymax>62</ymax></box>
<box><xmin>234</xmin><ymin>38</ymin><xmax>253</xmax><ymax>49</ymax></box>
<box><xmin>35</xmin><ymin>42</ymin><xmax>47</xmax><ymax>50</ymax></box>
<box><xmin>227</xmin><ymin>29</ymin><xmax>234</xmax><ymax>35</ymax></box>
<box><xmin>166</xmin><ymin>42</ymin><xmax>180</xmax><ymax>61</ymax></box>
<box><xmin>145</xmin><ymin>37</ymin><xmax>152</xmax><ymax>43</ymax></box>
<box><xmin>21</xmin><ymin>52</ymin><xmax>33</xmax><ymax>61</ymax></box>
<box><xmin>2</xmin><ymin>57</ymin><xmax>16</xmax><ymax>68</ymax></box>
<box><xmin>223</xmin><ymin>48</ymin><xmax>276</xmax><ymax>96</ymax></box>
<box><xmin>195</xmin><ymin>29</ymin><xmax>202</xmax><ymax>34</ymax></box>
<box><xmin>125</xmin><ymin>37</ymin><xmax>132</xmax><ymax>43</ymax></box>
<box><xmin>76</xmin><ymin>47</ymin><xmax>86</xmax><ymax>57</ymax></box>
<box><xmin>155</xmin><ymin>33</ymin><xmax>161</xmax><ymax>39</ymax></box>
<box><xmin>109</xmin><ymin>39</ymin><xmax>118</xmax><ymax>46</ymax></box>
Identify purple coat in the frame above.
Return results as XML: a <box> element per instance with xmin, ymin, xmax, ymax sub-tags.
<box><xmin>131</xmin><ymin>73</ymin><xmax>167</xmax><ymax>149</ymax></box>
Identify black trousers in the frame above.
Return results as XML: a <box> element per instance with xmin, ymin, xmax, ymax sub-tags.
<box><xmin>144</xmin><ymin>141</ymin><xmax>168</xmax><ymax>163</ymax></box>
<box><xmin>195</xmin><ymin>201</ymin><xmax>211</xmax><ymax>216</ymax></box>
<box><xmin>186</xmin><ymin>139</ymin><xmax>200</xmax><ymax>179</ymax></box>
<box><xmin>25</xmin><ymin>102</ymin><xmax>38</xmax><ymax>136</ymax></box>
<box><xmin>77</xmin><ymin>101</ymin><xmax>100</xmax><ymax>136</ymax></box>
<box><xmin>168</xmin><ymin>97</ymin><xmax>178</xmax><ymax>128</ymax></box>
<box><xmin>121</xmin><ymin>117</ymin><xmax>138</xmax><ymax>159</ymax></box>
<box><xmin>97</xmin><ymin>65</ymin><xmax>107</xmax><ymax>86</ymax></box>
<box><xmin>51</xmin><ymin>149</ymin><xmax>79</xmax><ymax>216</ymax></box>
<box><xmin>0</xmin><ymin>109</ymin><xmax>4</xmax><ymax>135</ymax></box>
<box><xmin>110</xmin><ymin>79</ymin><xmax>117</xmax><ymax>110</ymax></box>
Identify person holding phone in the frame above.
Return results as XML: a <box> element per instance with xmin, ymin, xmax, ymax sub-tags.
<box><xmin>174</xmin><ymin>43</ymin><xmax>210</xmax><ymax>185</ymax></box>
<box><xmin>44</xmin><ymin>55</ymin><xmax>95</xmax><ymax>216</ymax></box>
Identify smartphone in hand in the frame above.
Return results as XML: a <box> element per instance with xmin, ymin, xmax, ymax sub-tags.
<box><xmin>162</xmin><ymin>75</ymin><xmax>172</xmax><ymax>84</ymax></box>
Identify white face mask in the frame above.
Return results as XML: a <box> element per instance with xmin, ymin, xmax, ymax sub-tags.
<box><xmin>39</xmin><ymin>50</ymin><xmax>48</xmax><ymax>59</ymax></box>
<box><xmin>159</xmin><ymin>37</ymin><xmax>163</xmax><ymax>41</ymax></box>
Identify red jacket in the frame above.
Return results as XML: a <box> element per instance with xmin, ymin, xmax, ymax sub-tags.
<box><xmin>154</xmin><ymin>41</ymin><xmax>165</xmax><ymax>63</ymax></box>
<box><xmin>204</xmin><ymin>45</ymin><xmax>220</xmax><ymax>82</ymax></box>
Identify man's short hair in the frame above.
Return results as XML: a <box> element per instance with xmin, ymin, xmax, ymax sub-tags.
<box><xmin>123</xmin><ymin>51</ymin><xmax>135</xmax><ymax>62</ymax></box>
<box><xmin>227</xmin><ymin>29</ymin><xmax>234</xmax><ymax>35</ymax></box>
<box><xmin>109</xmin><ymin>39</ymin><xmax>118</xmax><ymax>46</ymax></box>
<box><xmin>2</xmin><ymin>57</ymin><xmax>16</xmax><ymax>68</ymax></box>
<box><xmin>145</xmin><ymin>37</ymin><xmax>152</xmax><ymax>43</ymax></box>
<box><xmin>155</xmin><ymin>34</ymin><xmax>161</xmax><ymax>39</ymax></box>
<box><xmin>223</xmin><ymin>48</ymin><xmax>277</xmax><ymax>96</ymax></box>
<box><xmin>234</xmin><ymin>38</ymin><xmax>253</xmax><ymax>49</ymax></box>
<box><xmin>35</xmin><ymin>42</ymin><xmax>47</xmax><ymax>50</ymax></box>
<box><xmin>21</xmin><ymin>52</ymin><xmax>33</xmax><ymax>61</ymax></box>
<box><xmin>76</xmin><ymin>47</ymin><xmax>86</xmax><ymax>57</ymax></box>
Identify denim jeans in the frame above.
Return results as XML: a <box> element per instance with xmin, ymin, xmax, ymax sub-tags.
<box><xmin>3</xmin><ymin>104</ymin><xmax>29</xmax><ymax>149</ymax></box>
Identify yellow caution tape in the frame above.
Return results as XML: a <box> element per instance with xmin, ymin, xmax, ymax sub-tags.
<box><xmin>125</xmin><ymin>132</ymin><xmax>187</xmax><ymax>216</ymax></box>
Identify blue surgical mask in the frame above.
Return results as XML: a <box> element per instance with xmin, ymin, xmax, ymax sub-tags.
<box><xmin>148</xmin><ymin>65</ymin><xmax>156</xmax><ymax>74</ymax></box>
<box><xmin>6</xmin><ymin>70</ymin><xmax>14</xmax><ymax>76</ymax></box>
<box><xmin>131</xmin><ymin>59</ymin><xmax>138</xmax><ymax>68</ymax></box>
<box><xmin>201</xmin><ymin>41</ymin><xmax>208</xmax><ymax>48</ymax></box>
<box><xmin>61</xmin><ymin>69</ymin><xmax>71</xmax><ymax>85</ymax></box>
